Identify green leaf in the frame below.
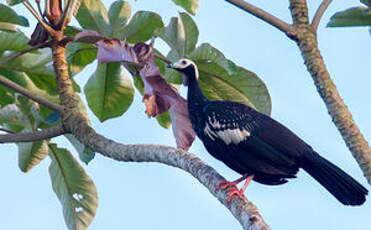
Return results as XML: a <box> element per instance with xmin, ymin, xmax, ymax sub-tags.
<box><xmin>328</xmin><ymin>7</ymin><xmax>371</xmax><ymax>27</ymax></box>
<box><xmin>64</xmin><ymin>26</ymin><xmax>83</xmax><ymax>37</ymax></box>
<box><xmin>0</xmin><ymin>3</ymin><xmax>28</xmax><ymax>26</ymax></box>
<box><xmin>171</xmin><ymin>0</ymin><xmax>199</xmax><ymax>15</ymax></box>
<box><xmin>76</xmin><ymin>0</ymin><xmax>111</xmax><ymax>36</ymax></box>
<box><xmin>109</xmin><ymin>0</ymin><xmax>131</xmax><ymax>39</ymax></box>
<box><xmin>17</xmin><ymin>140</ymin><xmax>49</xmax><ymax>172</ymax></box>
<box><xmin>156</xmin><ymin>111</ymin><xmax>172</xmax><ymax>129</ymax></box>
<box><xmin>190</xmin><ymin>43</ymin><xmax>232</xmax><ymax>74</ymax></box>
<box><xmin>0</xmin><ymin>68</ymin><xmax>59</xmax><ymax>104</ymax></box>
<box><xmin>66</xmin><ymin>43</ymin><xmax>97</xmax><ymax>76</ymax></box>
<box><xmin>122</xmin><ymin>11</ymin><xmax>163</xmax><ymax>43</ymax></box>
<box><xmin>197</xmin><ymin>61</ymin><xmax>272</xmax><ymax>115</ymax></box>
<box><xmin>179</xmin><ymin>12</ymin><xmax>198</xmax><ymax>54</ymax></box>
<box><xmin>65</xmin><ymin>134</ymin><xmax>95</xmax><ymax>164</ymax></box>
<box><xmin>6</xmin><ymin>0</ymin><xmax>26</xmax><ymax>6</ymax></box>
<box><xmin>0</xmin><ymin>85</ymin><xmax>14</xmax><ymax>106</ymax></box>
<box><xmin>0</xmin><ymin>30</ymin><xmax>31</xmax><ymax>52</ymax></box>
<box><xmin>48</xmin><ymin>144</ymin><xmax>98</xmax><ymax>230</ymax></box>
<box><xmin>84</xmin><ymin>62</ymin><xmax>134</xmax><ymax>122</ymax></box>
<box><xmin>164</xmin><ymin>49</ymin><xmax>182</xmax><ymax>84</ymax></box>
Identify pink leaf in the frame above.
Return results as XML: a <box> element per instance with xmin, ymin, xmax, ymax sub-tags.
<box><xmin>74</xmin><ymin>30</ymin><xmax>105</xmax><ymax>43</ymax></box>
<box><xmin>169</xmin><ymin>97</ymin><xmax>196</xmax><ymax>151</ymax></box>
<box><xmin>94</xmin><ymin>37</ymin><xmax>196</xmax><ymax>149</ymax></box>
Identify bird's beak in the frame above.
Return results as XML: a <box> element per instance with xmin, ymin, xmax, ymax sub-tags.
<box><xmin>166</xmin><ymin>63</ymin><xmax>174</xmax><ymax>69</ymax></box>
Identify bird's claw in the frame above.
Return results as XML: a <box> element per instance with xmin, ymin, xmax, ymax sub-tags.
<box><xmin>216</xmin><ymin>180</ymin><xmax>237</xmax><ymax>190</ymax></box>
<box><xmin>226</xmin><ymin>186</ymin><xmax>244</xmax><ymax>202</ymax></box>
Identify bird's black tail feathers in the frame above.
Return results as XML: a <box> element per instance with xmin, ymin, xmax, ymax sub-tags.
<box><xmin>301</xmin><ymin>151</ymin><xmax>368</xmax><ymax>206</ymax></box>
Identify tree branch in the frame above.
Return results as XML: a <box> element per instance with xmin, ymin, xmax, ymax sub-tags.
<box><xmin>0</xmin><ymin>74</ymin><xmax>64</xmax><ymax>113</ymax></box>
<box><xmin>224</xmin><ymin>0</ymin><xmax>295</xmax><ymax>36</ymax></box>
<box><xmin>0</xmin><ymin>127</ymin><xmax>15</xmax><ymax>134</ymax></box>
<box><xmin>65</xmin><ymin>115</ymin><xmax>270</xmax><ymax>230</ymax></box>
<box><xmin>0</xmin><ymin>125</ymin><xmax>65</xmax><ymax>143</ymax></box>
<box><xmin>311</xmin><ymin>0</ymin><xmax>333</xmax><ymax>31</ymax></box>
<box><xmin>288</xmin><ymin>0</ymin><xmax>371</xmax><ymax>184</ymax></box>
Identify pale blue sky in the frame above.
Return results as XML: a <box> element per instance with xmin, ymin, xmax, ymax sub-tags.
<box><xmin>1</xmin><ymin>0</ymin><xmax>371</xmax><ymax>230</ymax></box>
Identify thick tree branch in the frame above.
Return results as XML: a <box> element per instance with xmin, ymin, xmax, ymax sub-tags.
<box><xmin>50</xmin><ymin>35</ymin><xmax>270</xmax><ymax>229</ymax></box>
<box><xmin>311</xmin><ymin>0</ymin><xmax>333</xmax><ymax>31</ymax></box>
<box><xmin>0</xmin><ymin>74</ymin><xmax>64</xmax><ymax>113</ymax></box>
<box><xmin>288</xmin><ymin>0</ymin><xmax>371</xmax><ymax>184</ymax></box>
<box><xmin>0</xmin><ymin>125</ymin><xmax>65</xmax><ymax>143</ymax></box>
<box><xmin>225</xmin><ymin>0</ymin><xmax>295</xmax><ymax>36</ymax></box>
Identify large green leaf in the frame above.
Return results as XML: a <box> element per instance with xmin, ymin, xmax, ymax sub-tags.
<box><xmin>328</xmin><ymin>7</ymin><xmax>371</xmax><ymax>27</ymax></box>
<box><xmin>171</xmin><ymin>0</ymin><xmax>199</xmax><ymax>15</ymax></box>
<box><xmin>76</xmin><ymin>0</ymin><xmax>111</xmax><ymax>36</ymax></box>
<box><xmin>84</xmin><ymin>62</ymin><xmax>134</xmax><ymax>122</ymax></box>
<box><xmin>0</xmin><ymin>22</ymin><xmax>16</xmax><ymax>32</ymax></box>
<box><xmin>197</xmin><ymin>61</ymin><xmax>272</xmax><ymax>115</ymax></box>
<box><xmin>66</xmin><ymin>43</ymin><xmax>97</xmax><ymax>76</ymax></box>
<box><xmin>48</xmin><ymin>144</ymin><xmax>98</xmax><ymax>230</ymax></box>
<box><xmin>109</xmin><ymin>0</ymin><xmax>131</xmax><ymax>39</ymax></box>
<box><xmin>190</xmin><ymin>43</ymin><xmax>232</xmax><ymax>74</ymax></box>
<box><xmin>159</xmin><ymin>12</ymin><xmax>198</xmax><ymax>57</ymax></box>
<box><xmin>17</xmin><ymin>140</ymin><xmax>49</xmax><ymax>172</ymax></box>
<box><xmin>122</xmin><ymin>11</ymin><xmax>163</xmax><ymax>43</ymax></box>
<box><xmin>0</xmin><ymin>30</ymin><xmax>30</xmax><ymax>52</ymax></box>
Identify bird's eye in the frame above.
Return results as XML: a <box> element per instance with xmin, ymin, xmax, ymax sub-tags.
<box><xmin>181</xmin><ymin>60</ymin><xmax>187</xmax><ymax>65</ymax></box>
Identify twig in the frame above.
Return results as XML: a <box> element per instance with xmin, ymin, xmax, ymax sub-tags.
<box><xmin>0</xmin><ymin>41</ymin><xmax>51</xmax><ymax>66</ymax></box>
<box><xmin>0</xmin><ymin>128</ymin><xmax>15</xmax><ymax>134</ymax></box>
<box><xmin>225</xmin><ymin>0</ymin><xmax>295</xmax><ymax>35</ymax></box>
<box><xmin>0</xmin><ymin>74</ymin><xmax>64</xmax><ymax>113</ymax></box>
<box><xmin>23</xmin><ymin>1</ymin><xmax>56</xmax><ymax>36</ymax></box>
<box><xmin>311</xmin><ymin>0</ymin><xmax>333</xmax><ymax>31</ymax></box>
<box><xmin>0</xmin><ymin>125</ymin><xmax>65</xmax><ymax>143</ymax></box>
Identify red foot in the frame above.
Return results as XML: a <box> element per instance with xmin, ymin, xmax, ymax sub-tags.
<box><xmin>216</xmin><ymin>180</ymin><xmax>238</xmax><ymax>190</ymax></box>
<box><xmin>216</xmin><ymin>175</ymin><xmax>254</xmax><ymax>202</ymax></box>
<box><xmin>226</xmin><ymin>186</ymin><xmax>244</xmax><ymax>202</ymax></box>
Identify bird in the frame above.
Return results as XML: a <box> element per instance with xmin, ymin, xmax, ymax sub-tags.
<box><xmin>167</xmin><ymin>58</ymin><xmax>368</xmax><ymax>205</ymax></box>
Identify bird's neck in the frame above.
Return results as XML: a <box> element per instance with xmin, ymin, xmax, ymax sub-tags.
<box><xmin>187</xmin><ymin>77</ymin><xmax>209</xmax><ymax>115</ymax></box>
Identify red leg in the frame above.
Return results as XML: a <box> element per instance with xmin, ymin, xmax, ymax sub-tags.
<box><xmin>216</xmin><ymin>174</ymin><xmax>248</xmax><ymax>190</ymax></box>
<box><xmin>218</xmin><ymin>175</ymin><xmax>254</xmax><ymax>202</ymax></box>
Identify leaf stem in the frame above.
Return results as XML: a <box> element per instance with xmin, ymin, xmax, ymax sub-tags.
<box><xmin>23</xmin><ymin>1</ymin><xmax>56</xmax><ymax>36</ymax></box>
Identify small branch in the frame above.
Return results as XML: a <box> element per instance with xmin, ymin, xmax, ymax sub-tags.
<box><xmin>0</xmin><ymin>128</ymin><xmax>15</xmax><ymax>134</ymax></box>
<box><xmin>0</xmin><ymin>41</ymin><xmax>51</xmax><ymax>66</ymax></box>
<box><xmin>225</xmin><ymin>0</ymin><xmax>295</xmax><ymax>35</ymax></box>
<box><xmin>0</xmin><ymin>125</ymin><xmax>65</xmax><ymax>143</ymax></box>
<box><xmin>0</xmin><ymin>74</ymin><xmax>64</xmax><ymax>113</ymax></box>
<box><xmin>23</xmin><ymin>1</ymin><xmax>56</xmax><ymax>36</ymax></box>
<box><xmin>311</xmin><ymin>0</ymin><xmax>333</xmax><ymax>31</ymax></box>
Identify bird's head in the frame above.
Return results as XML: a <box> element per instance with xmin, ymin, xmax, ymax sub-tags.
<box><xmin>167</xmin><ymin>58</ymin><xmax>199</xmax><ymax>86</ymax></box>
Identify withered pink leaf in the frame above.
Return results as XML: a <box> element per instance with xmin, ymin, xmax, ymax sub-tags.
<box><xmin>169</xmin><ymin>97</ymin><xmax>196</xmax><ymax>151</ymax></box>
<box><xmin>90</xmin><ymin>35</ymin><xmax>196</xmax><ymax>149</ymax></box>
<box><xmin>74</xmin><ymin>30</ymin><xmax>105</xmax><ymax>44</ymax></box>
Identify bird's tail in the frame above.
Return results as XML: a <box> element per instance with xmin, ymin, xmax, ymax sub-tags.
<box><xmin>300</xmin><ymin>151</ymin><xmax>368</xmax><ymax>206</ymax></box>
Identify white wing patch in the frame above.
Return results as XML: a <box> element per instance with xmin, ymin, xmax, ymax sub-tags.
<box><xmin>216</xmin><ymin>128</ymin><xmax>250</xmax><ymax>145</ymax></box>
<box><xmin>203</xmin><ymin>116</ymin><xmax>250</xmax><ymax>145</ymax></box>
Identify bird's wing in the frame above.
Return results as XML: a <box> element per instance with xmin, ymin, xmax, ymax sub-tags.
<box><xmin>202</xmin><ymin>101</ymin><xmax>310</xmax><ymax>167</ymax></box>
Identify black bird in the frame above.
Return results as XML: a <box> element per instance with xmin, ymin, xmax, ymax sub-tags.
<box><xmin>167</xmin><ymin>58</ymin><xmax>368</xmax><ymax>205</ymax></box>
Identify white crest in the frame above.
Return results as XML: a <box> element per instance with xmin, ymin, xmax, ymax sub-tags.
<box><xmin>172</xmin><ymin>58</ymin><xmax>199</xmax><ymax>80</ymax></box>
